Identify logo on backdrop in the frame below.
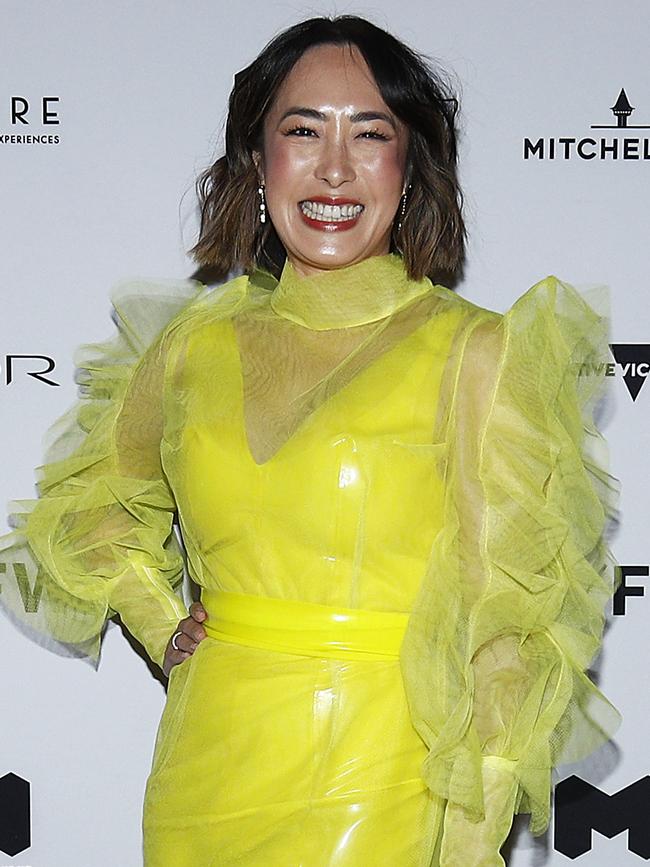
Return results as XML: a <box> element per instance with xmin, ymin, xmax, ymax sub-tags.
<box><xmin>609</xmin><ymin>344</ymin><xmax>650</xmax><ymax>401</ymax></box>
<box><xmin>524</xmin><ymin>88</ymin><xmax>650</xmax><ymax>160</ymax></box>
<box><xmin>1</xmin><ymin>95</ymin><xmax>60</xmax><ymax>146</ymax></box>
<box><xmin>0</xmin><ymin>773</ymin><xmax>30</xmax><ymax>856</ymax></box>
<box><xmin>555</xmin><ymin>776</ymin><xmax>650</xmax><ymax>858</ymax></box>
<box><xmin>577</xmin><ymin>344</ymin><xmax>649</xmax><ymax>402</ymax></box>
<box><xmin>613</xmin><ymin>565</ymin><xmax>649</xmax><ymax>615</ymax></box>
<box><xmin>590</xmin><ymin>88</ymin><xmax>650</xmax><ymax>131</ymax></box>
<box><xmin>0</xmin><ymin>563</ymin><xmax>43</xmax><ymax>614</ymax></box>
<box><xmin>0</xmin><ymin>355</ymin><xmax>59</xmax><ymax>386</ymax></box>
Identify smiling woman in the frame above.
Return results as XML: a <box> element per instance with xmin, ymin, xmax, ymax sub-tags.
<box><xmin>250</xmin><ymin>42</ymin><xmax>410</xmax><ymax>272</ymax></box>
<box><xmin>0</xmin><ymin>12</ymin><xmax>619</xmax><ymax>867</ymax></box>
<box><xmin>191</xmin><ymin>16</ymin><xmax>464</xmax><ymax>286</ymax></box>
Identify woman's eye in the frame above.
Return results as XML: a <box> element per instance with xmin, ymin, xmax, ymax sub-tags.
<box><xmin>283</xmin><ymin>125</ymin><xmax>390</xmax><ymax>141</ymax></box>
<box><xmin>284</xmin><ymin>125</ymin><xmax>316</xmax><ymax>137</ymax></box>
<box><xmin>359</xmin><ymin>130</ymin><xmax>389</xmax><ymax>141</ymax></box>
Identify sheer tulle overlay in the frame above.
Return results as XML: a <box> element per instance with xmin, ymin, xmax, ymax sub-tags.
<box><xmin>0</xmin><ymin>254</ymin><xmax>620</xmax><ymax>865</ymax></box>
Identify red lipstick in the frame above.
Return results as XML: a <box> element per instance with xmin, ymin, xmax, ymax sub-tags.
<box><xmin>298</xmin><ymin>196</ymin><xmax>364</xmax><ymax>232</ymax></box>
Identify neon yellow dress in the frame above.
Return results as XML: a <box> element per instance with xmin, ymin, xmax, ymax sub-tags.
<box><xmin>0</xmin><ymin>254</ymin><xmax>620</xmax><ymax>866</ymax></box>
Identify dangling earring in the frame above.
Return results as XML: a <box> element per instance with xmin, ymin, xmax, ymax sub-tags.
<box><xmin>257</xmin><ymin>183</ymin><xmax>266</xmax><ymax>224</ymax></box>
<box><xmin>396</xmin><ymin>183</ymin><xmax>411</xmax><ymax>232</ymax></box>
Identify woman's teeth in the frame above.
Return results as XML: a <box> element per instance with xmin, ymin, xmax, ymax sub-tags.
<box><xmin>300</xmin><ymin>201</ymin><xmax>364</xmax><ymax>222</ymax></box>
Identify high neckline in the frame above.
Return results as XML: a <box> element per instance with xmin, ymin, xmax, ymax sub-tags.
<box><xmin>269</xmin><ymin>253</ymin><xmax>434</xmax><ymax>331</ymax></box>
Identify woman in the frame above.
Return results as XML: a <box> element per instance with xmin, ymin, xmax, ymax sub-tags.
<box><xmin>0</xmin><ymin>14</ymin><xmax>620</xmax><ymax>866</ymax></box>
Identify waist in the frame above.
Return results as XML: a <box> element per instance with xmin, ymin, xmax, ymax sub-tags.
<box><xmin>200</xmin><ymin>589</ymin><xmax>409</xmax><ymax>660</ymax></box>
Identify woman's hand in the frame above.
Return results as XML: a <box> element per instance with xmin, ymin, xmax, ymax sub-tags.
<box><xmin>162</xmin><ymin>601</ymin><xmax>208</xmax><ymax>677</ymax></box>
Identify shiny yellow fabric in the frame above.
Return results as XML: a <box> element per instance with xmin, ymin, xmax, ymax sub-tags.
<box><xmin>0</xmin><ymin>253</ymin><xmax>620</xmax><ymax>865</ymax></box>
<box><xmin>200</xmin><ymin>590</ymin><xmax>409</xmax><ymax>659</ymax></box>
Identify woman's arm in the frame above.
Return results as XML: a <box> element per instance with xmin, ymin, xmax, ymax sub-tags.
<box><xmin>401</xmin><ymin>277</ymin><xmax>621</xmax><ymax>865</ymax></box>
<box><xmin>0</xmin><ymin>282</ymin><xmax>203</xmax><ymax>671</ymax></box>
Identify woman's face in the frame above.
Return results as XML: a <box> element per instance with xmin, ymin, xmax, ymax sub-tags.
<box><xmin>253</xmin><ymin>43</ymin><xmax>410</xmax><ymax>277</ymax></box>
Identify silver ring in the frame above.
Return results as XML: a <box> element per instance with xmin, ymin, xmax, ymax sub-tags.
<box><xmin>171</xmin><ymin>630</ymin><xmax>183</xmax><ymax>651</ymax></box>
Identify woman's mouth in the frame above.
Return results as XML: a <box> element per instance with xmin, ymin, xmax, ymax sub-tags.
<box><xmin>298</xmin><ymin>200</ymin><xmax>364</xmax><ymax>231</ymax></box>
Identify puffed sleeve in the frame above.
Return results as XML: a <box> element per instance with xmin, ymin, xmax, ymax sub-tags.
<box><xmin>0</xmin><ymin>280</ymin><xmax>203</xmax><ymax>671</ymax></box>
<box><xmin>399</xmin><ymin>276</ymin><xmax>622</xmax><ymax>864</ymax></box>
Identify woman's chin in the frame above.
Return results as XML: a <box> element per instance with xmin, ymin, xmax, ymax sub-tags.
<box><xmin>282</xmin><ymin>231</ymin><xmax>391</xmax><ymax>272</ymax></box>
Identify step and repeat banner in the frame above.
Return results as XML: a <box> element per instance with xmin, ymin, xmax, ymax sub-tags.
<box><xmin>1</xmin><ymin>1</ymin><xmax>648</xmax><ymax>864</ymax></box>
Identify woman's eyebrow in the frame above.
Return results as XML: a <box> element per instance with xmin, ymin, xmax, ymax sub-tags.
<box><xmin>278</xmin><ymin>106</ymin><xmax>396</xmax><ymax>130</ymax></box>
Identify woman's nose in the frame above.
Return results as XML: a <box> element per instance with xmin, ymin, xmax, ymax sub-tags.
<box><xmin>314</xmin><ymin>139</ymin><xmax>356</xmax><ymax>187</ymax></box>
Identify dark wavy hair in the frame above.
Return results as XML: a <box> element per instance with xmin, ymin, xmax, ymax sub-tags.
<box><xmin>189</xmin><ymin>15</ymin><xmax>465</xmax><ymax>284</ymax></box>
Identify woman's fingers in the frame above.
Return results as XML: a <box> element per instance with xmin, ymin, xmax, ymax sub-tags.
<box><xmin>166</xmin><ymin>605</ymin><xmax>207</xmax><ymax>660</ymax></box>
<box><xmin>171</xmin><ymin>629</ymin><xmax>199</xmax><ymax>653</ymax></box>
<box><xmin>184</xmin><ymin>605</ymin><xmax>208</xmax><ymax>643</ymax></box>
<box><xmin>164</xmin><ymin>603</ymin><xmax>209</xmax><ymax>677</ymax></box>
<box><xmin>189</xmin><ymin>600</ymin><xmax>207</xmax><ymax>622</ymax></box>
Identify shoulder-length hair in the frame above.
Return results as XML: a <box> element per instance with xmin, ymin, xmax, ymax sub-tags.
<box><xmin>189</xmin><ymin>14</ymin><xmax>465</xmax><ymax>284</ymax></box>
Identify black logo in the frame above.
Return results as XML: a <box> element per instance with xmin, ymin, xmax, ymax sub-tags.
<box><xmin>555</xmin><ymin>775</ymin><xmax>650</xmax><ymax>859</ymax></box>
<box><xmin>1</xmin><ymin>95</ymin><xmax>61</xmax><ymax>146</ymax></box>
<box><xmin>591</xmin><ymin>88</ymin><xmax>650</xmax><ymax>130</ymax></box>
<box><xmin>576</xmin><ymin>345</ymin><xmax>649</xmax><ymax>403</ymax></box>
<box><xmin>613</xmin><ymin>565</ymin><xmax>649</xmax><ymax>615</ymax></box>
<box><xmin>524</xmin><ymin>89</ymin><xmax>650</xmax><ymax>160</ymax></box>
<box><xmin>0</xmin><ymin>773</ymin><xmax>30</xmax><ymax>857</ymax></box>
<box><xmin>1</xmin><ymin>355</ymin><xmax>59</xmax><ymax>387</ymax></box>
<box><xmin>610</xmin><ymin>344</ymin><xmax>650</xmax><ymax>401</ymax></box>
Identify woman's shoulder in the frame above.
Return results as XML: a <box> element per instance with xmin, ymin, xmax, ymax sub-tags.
<box><xmin>429</xmin><ymin>281</ymin><xmax>502</xmax><ymax>360</ymax></box>
<box><xmin>70</xmin><ymin>272</ymin><xmax>261</xmax><ymax>402</ymax></box>
<box><xmin>107</xmin><ymin>271</ymin><xmax>265</xmax><ymax>356</ymax></box>
<box><xmin>445</xmin><ymin>272</ymin><xmax>593</xmax><ymax>320</ymax></box>
<box><xmin>443</xmin><ymin>273</ymin><xmax>609</xmax><ymax>371</ymax></box>
<box><xmin>152</xmin><ymin>273</ymin><xmax>252</xmax><ymax>341</ymax></box>
<box><xmin>431</xmin><ymin>279</ymin><xmax>501</xmax><ymax>323</ymax></box>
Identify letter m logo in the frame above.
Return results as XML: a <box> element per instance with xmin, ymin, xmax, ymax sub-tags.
<box><xmin>555</xmin><ymin>775</ymin><xmax>650</xmax><ymax>858</ymax></box>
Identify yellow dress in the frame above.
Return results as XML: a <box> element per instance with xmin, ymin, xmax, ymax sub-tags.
<box><xmin>0</xmin><ymin>254</ymin><xmax>621</xmax><ymax>866</ymax></box>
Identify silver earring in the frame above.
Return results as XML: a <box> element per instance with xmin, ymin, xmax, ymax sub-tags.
<box><xmin>396</xmin><ymin>183</ymin><xmax>411</xmax><ymax>232</ymax></box>
<box><xmin>258</xmin><ymin>183</ymin><xmax>266</xmax><ymax>224</ymax></box>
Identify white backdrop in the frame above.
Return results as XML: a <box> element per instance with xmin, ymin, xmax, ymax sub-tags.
<box><xmin>1</xmin><ymin>1</ymin><xmax>648</xmax><ymax>864</ymax></box>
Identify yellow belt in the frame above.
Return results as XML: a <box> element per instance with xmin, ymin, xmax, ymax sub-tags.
<box><xmin>200</xmin><ymin>590</ymin><xmax>409</xmax><ymax>660</ymax></box>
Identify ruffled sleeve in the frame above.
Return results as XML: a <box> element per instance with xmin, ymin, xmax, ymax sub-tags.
<box><xmin>399</xmin><ymin>275</ymin><xmax>621</xmax><ymax>864</ymax></box>
<box><xmin>0</xmin><ymin>279</ymin><xmax>205</xmax><ymax>671</ymax></box>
